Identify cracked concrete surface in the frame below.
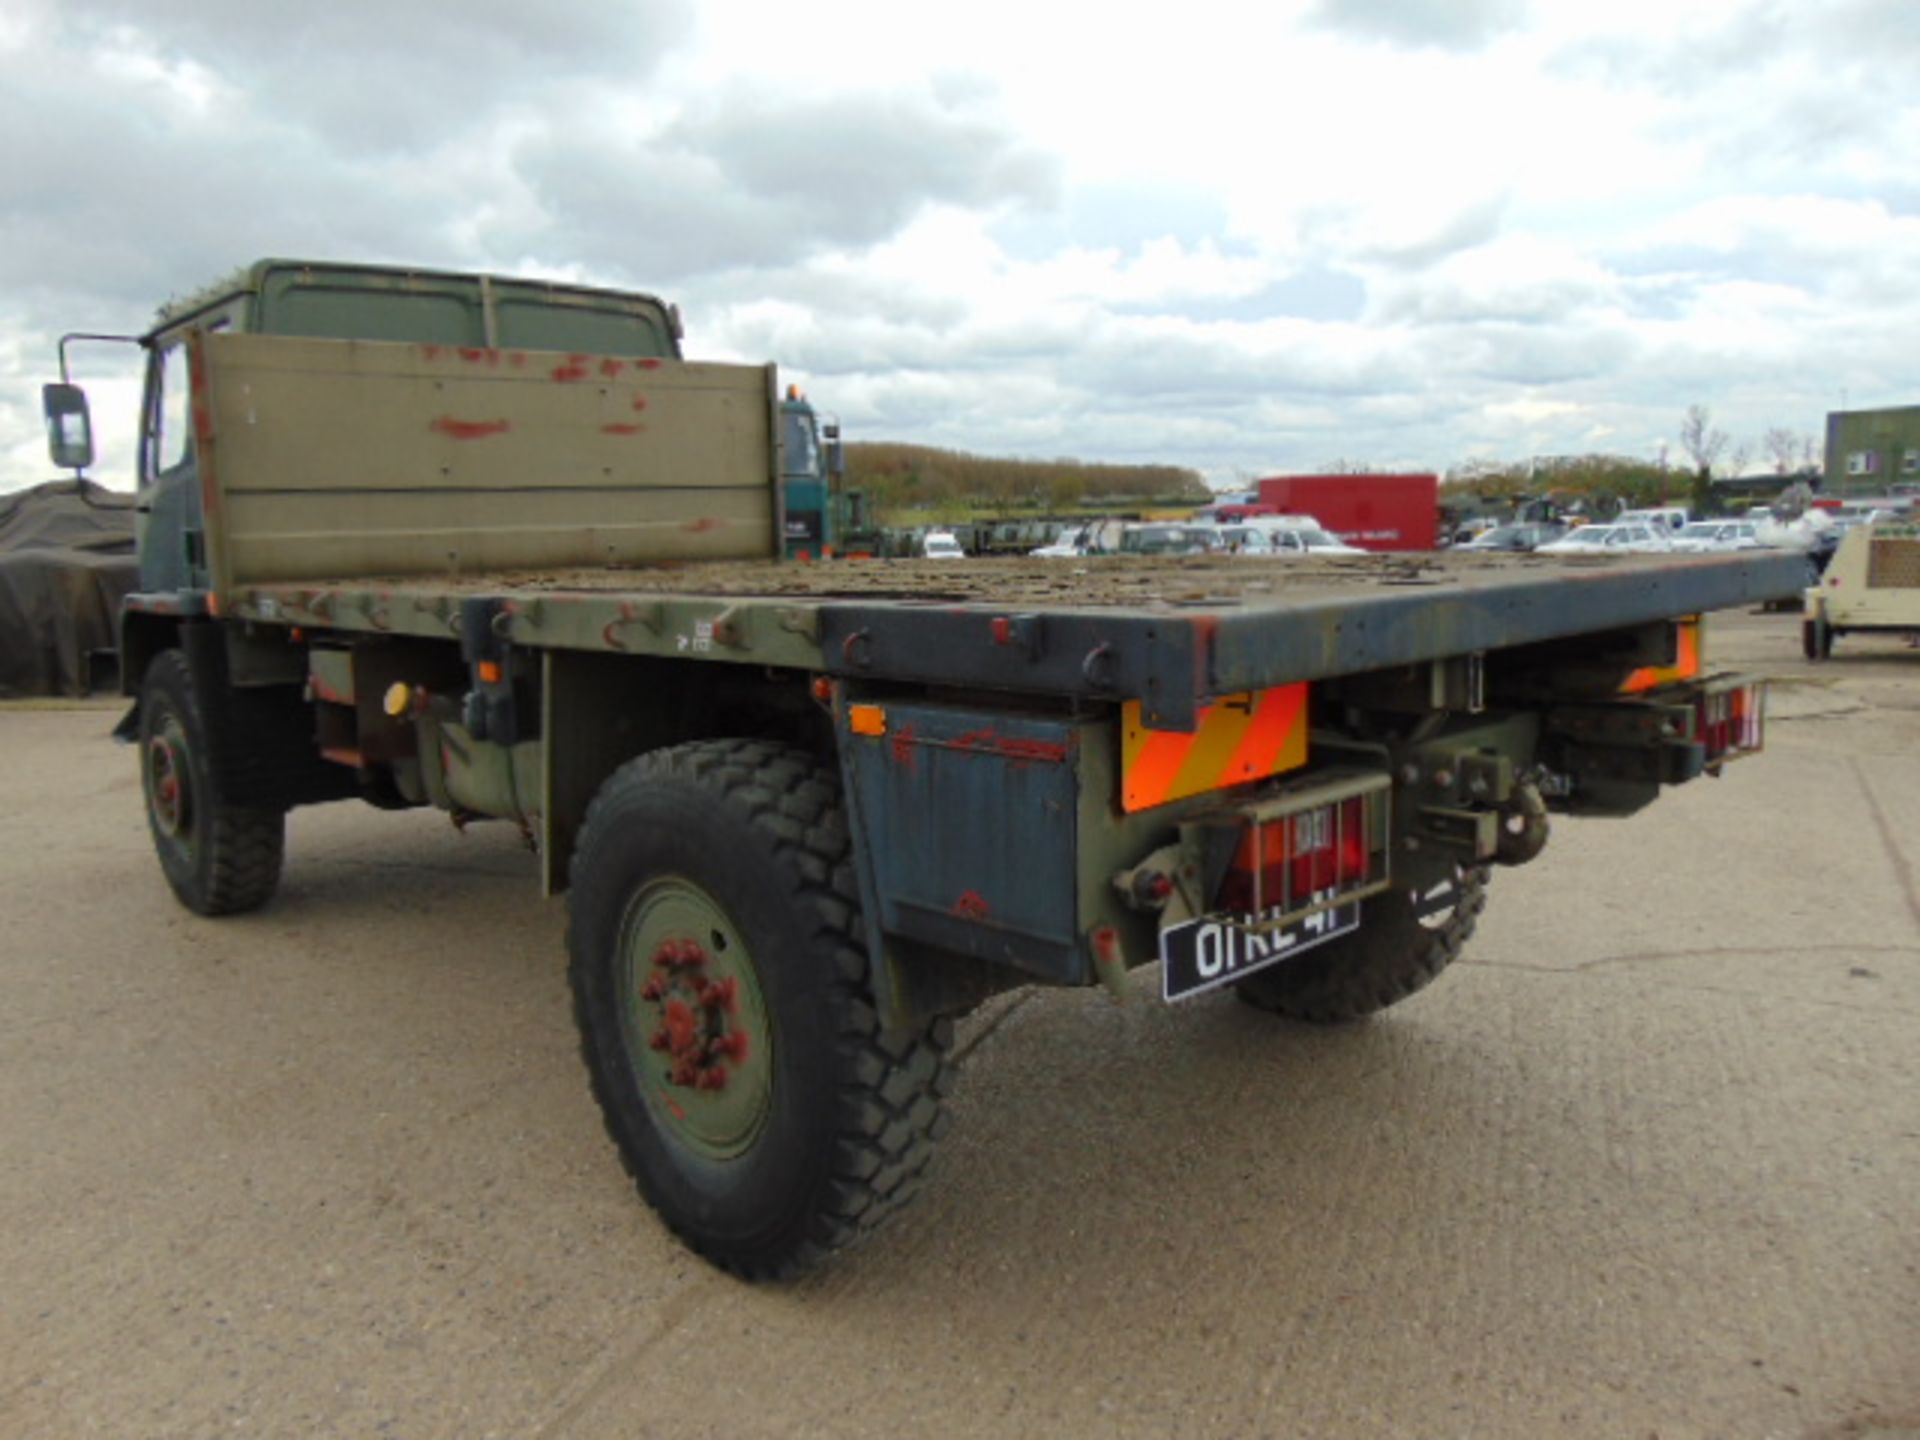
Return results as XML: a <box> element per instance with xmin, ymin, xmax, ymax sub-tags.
<box><xmin>0</xmin><ymin>607</ymin><xmax>1913</xmax><ymax>1439</ymax></box>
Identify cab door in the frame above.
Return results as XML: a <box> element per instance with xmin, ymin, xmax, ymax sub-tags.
<box><xmin>135</xmin><ymin>317</ymin><xmax>231</xmax><ymax>595</ymax></box>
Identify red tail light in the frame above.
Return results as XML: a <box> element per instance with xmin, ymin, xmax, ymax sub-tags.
<box><xmin>1217</xmin><ymin>795</ymin><xmax>1375</xmax><ymax>917</ymax></box>
<box><xmin>1695</xmin><ymin>681</ymin><xmax>1765</xmax><ymax>762</ymax></box>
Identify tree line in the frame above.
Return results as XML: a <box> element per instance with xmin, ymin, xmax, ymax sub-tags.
<box><xmin>1441</xmin><ymin>407</ymin><xmax>1822</xmax><ymax>514</ymax></box>
<box><xmin>848</xmin><ymin>407</ymin><xmax>1821</xmax><ymax>522</ymax></box>
<box><xmin>847</xmin><ymin>442</ymin><xmax>1209</xmax><ymax>519</ymax></box>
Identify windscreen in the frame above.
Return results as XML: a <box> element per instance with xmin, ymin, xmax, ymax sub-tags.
<box><xmin>781</xmin><ymin>408</ymin><xmax>820</xmax><ymax>478</ymax></box>
<box><xmin>494</xmin><ymin>298</ymin><xmax>673</xmax><ymax>358</ymax></box>
<box><xmin>257</xmin><ymin>266</ymin><xmax>677</xmax><ymax>357</ymax></box>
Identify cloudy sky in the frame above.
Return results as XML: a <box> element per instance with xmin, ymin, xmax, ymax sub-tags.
<box><xmin>3</xmin><ymin>0</ymin><xmax>1915</xmax><ymax>493</ymax></box>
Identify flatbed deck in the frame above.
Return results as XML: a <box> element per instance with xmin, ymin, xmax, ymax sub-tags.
<box><xmin>228</xmin><ymin>549</ymin><xmax>1806</xmax><ymax>729</ymax></box>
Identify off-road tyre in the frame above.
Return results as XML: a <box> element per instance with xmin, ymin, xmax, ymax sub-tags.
<box><xmin>1233</xmin><ymin>864</ymin><xmax>1489</xmax><ymax>1023</ymax></box>
<box><xmin>138</xmin><ymin>649</ymin><xmax>286</xmax><ymax>916</ymax></box>
<box><xmin>1801</xmin><ymin>616</ymin><xmax>1833</xmax><ymax>660</ymax></box>
<box><xmin>568</xmin><ymin>738</ymin><xmax>954</xmax><ymax>1280</ymax></box>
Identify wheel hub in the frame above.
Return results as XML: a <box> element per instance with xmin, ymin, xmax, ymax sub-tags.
<box><xmin>618</xmin><ymin>876</ymin><xmax>772</xmax><ymax>1162</ymax></box>
<box><xmin>147</xmin><ymin>733</ymin><xmax>190</xmax><ymax>837</ymax></box>
<box><xmin>640</xmin><ymin>938</ymin><xmax>750</xmax><ymax>1091</ymax></box>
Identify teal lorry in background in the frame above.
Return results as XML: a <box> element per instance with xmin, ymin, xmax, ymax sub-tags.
<box><xmin>777</xmin><ymin>385</ymin><xmax>881</xmax><ymax>559</ymax></box>
<box><xmin>778</xmin><ymin>385</ymin><xmax>836</xmax><ymax>558</ymax></box>
<box><xmin>46</xmin><ymin>259</ymin><xmax>1798</xmax><ymax>1280</ymax></box>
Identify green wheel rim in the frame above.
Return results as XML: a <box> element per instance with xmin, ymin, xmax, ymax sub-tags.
<box><xmin>616</xmin><ymin>876</ymin><xmax>774</xmax><ymax>1162</ymax></box>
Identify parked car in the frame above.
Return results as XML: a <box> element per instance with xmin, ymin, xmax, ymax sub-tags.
<box><xmin>1616</xmin><ymin>507</ymin><xmax>1690</xmax><ymax>533</ymax></box>
<box><xmin>922</xmin><ymin>530</ymin><xmax>966</xmax><ymax>559</ymax></box>
<box><xmin>1217</xmin><ymin>523</ymin><xmax>1364</xmax><ymax>557</ymax></box>
<box><xmin>1117</xmin><ymin>523</ymin><xmax>1224</xmax><ymax>556</ymax></box>
<box><xmin>1535</xmin><ymin>523</ymin><xmax>1673</xmax><ymax>555</ymax></box>
<box><xmin>1457</xmin><ymin>522</ymin><xmax>1568</xmax><ymax>553</ymax></box>
<box><xmin>1031</xmin><ymin>525</ymin><xmax>1090</xmax><ymax>558</ymax></box>
<box><xmin>1223</xmin><ymin>516</ymin><xmax>1367</xmax><ymax>557</ymax></box>
<box><xmin>1669</xmin><ymin>520</ymin><xmax>1764</xmax><ymax>553</ymax></box>
<box><xmin>1449</xmin><ymin>516</ymin><xmax>1503</xmax><ymax>546</ymax></box>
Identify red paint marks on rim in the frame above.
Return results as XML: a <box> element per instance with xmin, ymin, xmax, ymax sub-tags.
<box><xmin>683</xmin><ymin>517</ymin><xmax>723</xmax><ymax>533</ymax></box>
<box><xmin>430</xmin><ymin>416</ymin><xmax>510</xmax><ymax>440</ymax></box>
<box><xmin>952</xmin><ymin>890</ymin><xmax>991</xmax><ymax>920</ymax></box>
<box><xmin>601</xmin><ymin>422</ymin><xmax>646</xmax><ymax>436</ymax></box>
<box><xmin>890</xmin><ymin>723</ymin><xmax>916</xmax><ymax>768</ymax></box>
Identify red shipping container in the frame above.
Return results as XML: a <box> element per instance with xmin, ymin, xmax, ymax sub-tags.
<box><xmin>1254</xmin><ymin>473</ymin><xmax>1438</xmax><ymax>552</ymax></box>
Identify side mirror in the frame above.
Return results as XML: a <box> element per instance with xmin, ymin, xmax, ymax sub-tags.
<box><xmin>42</xmin><ymin>382</ymin><xmax>95</xmax><ymax>471</ymax></box>
<box><xmin>827</xmin><ymin>437</ymin><xmax>846</xmax><ymax>478</ymax></box>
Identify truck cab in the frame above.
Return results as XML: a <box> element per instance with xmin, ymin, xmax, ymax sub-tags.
<box><xmin>777</xmin><ymin>386</ymin><xmax>849</xmax><ymax>558</ymax></box>
<box><xmin>60</xmin><ymin>260</ymin><xmax>686</xmax><ymax>600</ymax></box>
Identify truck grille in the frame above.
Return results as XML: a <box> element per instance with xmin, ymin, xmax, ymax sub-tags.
<box><xmin>1867</xmin><ymin>536</ymin><xmax>1920</xmax><ymax>589</ymax></box>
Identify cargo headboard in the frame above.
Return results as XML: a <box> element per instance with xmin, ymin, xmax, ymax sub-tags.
<box><xmin>190</xmin><ymin>331</ymin><xmax>781</xmax><ymax>589</ymax></box>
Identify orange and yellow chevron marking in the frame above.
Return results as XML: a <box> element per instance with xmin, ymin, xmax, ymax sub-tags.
<box><xmin>1121</xmin><ymin>682</ymin><xmax>1309</xmax><ymax>812</ymax></box>
<box><xmin>1620</xmin><ymin>617</ymin><xmax>1702</xmax><ymax>694</ymax></box>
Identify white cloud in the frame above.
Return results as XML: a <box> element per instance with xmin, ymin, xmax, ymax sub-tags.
<box><xmin>3</xmin><ymin>0</ymin><xmax>1917</xmax><ymax>495</ymax></box>
<box><xmin>1485</xmin><ymin>398</ymin><xmax>1584</xmax><ymax>425</ymax></box>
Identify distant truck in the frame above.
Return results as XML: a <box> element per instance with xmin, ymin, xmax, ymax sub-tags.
<box><xmin>777</xmin><ymin>386</ymin><xmax>878</xmax><ymax>560</ymax></box>
<box><xmin>1256</xmin><ymin>473</ymin><xmax>1439</xmax><ymax>551</ymax></box>
<box><xmin>46</xmin><ymin>259</ymin><xmax>1799</xmax><ymax>1280</ymax></box>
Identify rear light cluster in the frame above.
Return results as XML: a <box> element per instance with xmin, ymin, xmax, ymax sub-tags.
<box><xmin>1696</xmin><ymin>682</ymin><xmax>1764</xmax><ymax>762</ymax></box>
<box><xmin>1217</xmin><ymin>793</ymin><xmax>1386</xmax><ymax>919</ymax></box>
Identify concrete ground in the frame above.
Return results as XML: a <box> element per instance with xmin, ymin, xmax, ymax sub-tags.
<box><xmin>0</xmin><ymin>607</ymin><xmax>1914</xmax><ymax>1439</ymax></box>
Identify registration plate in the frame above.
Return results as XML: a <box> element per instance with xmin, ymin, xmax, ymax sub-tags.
<box><xmin>1159</xmin><ymin>899</ymin><xmax>1360</xmax><ymax>1003</ymax></box>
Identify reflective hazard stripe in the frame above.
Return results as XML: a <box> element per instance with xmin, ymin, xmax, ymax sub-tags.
<box><xmin>1121</xmin><ymin>682</ymin><xmax>1309</xmax><ymax>812</ymax></box>
<box><xmin>1620</xmin><ymin>617</ymin><xmax>1702</xmax><ymax>694</ymax></box>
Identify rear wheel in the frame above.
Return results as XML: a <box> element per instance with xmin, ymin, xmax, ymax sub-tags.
<box><xmin>138</xmin><ymin>650</ymin><xmax>286</xmax><ymax>915</ymax></box>
<box><xmin>568</xmin><ymin>739</ymin><xmax>953</xmax><ymax>1280</ymax></box>
<box><xmin>1234</xmin><ymin>863</ymin><xmax>1488</xmax><ymax>1023</ymax></box>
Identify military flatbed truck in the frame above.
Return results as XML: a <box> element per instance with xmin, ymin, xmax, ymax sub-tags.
<box><xmin>46</xmin><ymin>261</ymin><xmax>1800</xmax><ymax>1279</ymax></box>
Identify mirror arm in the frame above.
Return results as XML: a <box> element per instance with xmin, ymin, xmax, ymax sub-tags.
<box><xmin>57</xmin><ymin>331</ymin><xmax>143</xmax><ymax>383</ymax></box>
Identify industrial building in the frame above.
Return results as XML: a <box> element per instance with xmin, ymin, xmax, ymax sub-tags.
<box><xmin>1825</xmin><ymin>405</ymin><xmax>1920</xmax><ymax>492</ymax></box>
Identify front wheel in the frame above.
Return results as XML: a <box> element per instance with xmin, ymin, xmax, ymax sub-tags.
<box><xmin>568</xmin><ymin>739</ymin><xmax>953</xmax><ymax>1280</ymax></box>
<box><xmin>1802</xmin><ymin>615</ymin><xmax>1833</xmax><ymax>660</ymax></box>
<box><xmin>1234</xmin><ymin>863</ymin><xmax>1489</xmax><ymax>1023</ymax></box>
<box><xmin>138</xmin><ymin>650</ymin><xmax>286</xmax><ymax>915</ymax></box>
